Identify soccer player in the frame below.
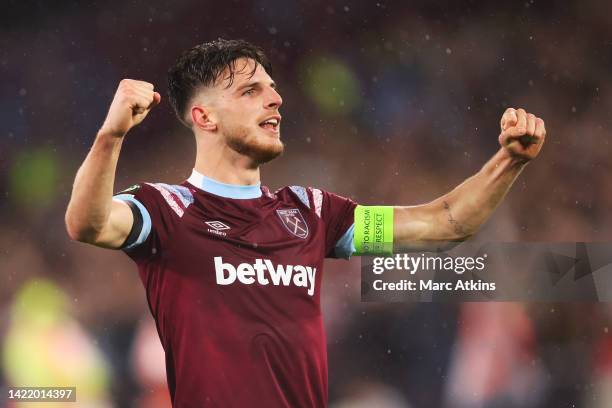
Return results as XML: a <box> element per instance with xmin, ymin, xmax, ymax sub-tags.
<box><xmin>65</xmin><ymin>39</ymin><xmax>546</xmax><ymax>407</ymax></box>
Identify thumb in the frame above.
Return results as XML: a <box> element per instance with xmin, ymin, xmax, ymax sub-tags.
<box><xmin>499</xmin><ymin>132</ymin><xmax>522</xmax><ymax>155</ymax></box>
<box><xmin>499</xmin><ymin>131</ymin><xmax>522</xmax><ymax>148</ymax></box>
<box><xmin>149</xmin><ymin>92</ymin><xmax>161</xmax><ymax>108</ymax></box>
<box><xmin>500</xmin><ymin>131</ymin><xmax>539</xmax><ymax>150</ymax></box>
<box><xmin>138</xmin><ymin>92</ymin><xmax>161</xmax><ymax>114</ymax></box>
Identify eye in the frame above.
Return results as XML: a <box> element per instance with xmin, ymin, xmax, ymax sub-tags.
<box><xmin>243</xmin><ymin>88</ymin><xmax>255</xmax><ymax>96</ymax></box>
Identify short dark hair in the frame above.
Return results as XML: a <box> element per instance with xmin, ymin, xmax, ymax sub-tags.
<box><xmin>167</xmin><ymin>38</ymin><xmax>272</xmax><ymax>125</ymax></box>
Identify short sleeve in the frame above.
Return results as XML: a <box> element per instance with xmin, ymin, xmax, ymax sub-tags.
<box><xmin>311</xmin><ymin>188</ymin><xmax>358</xmax><ymax>259</ymax></box>
<box><xmin>113</xmin><ymin>183</ymin><xmax>192</xmax><ymax>262</ymax></box>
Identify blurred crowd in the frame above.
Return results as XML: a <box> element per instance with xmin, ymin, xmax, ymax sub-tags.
<box><xmin>2</xmin><ymin>0</ymin><xmax>612</xmax><ymax>407</ymax></box>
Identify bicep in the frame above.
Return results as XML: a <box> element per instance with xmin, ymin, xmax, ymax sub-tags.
<box><xmin>93</xmin><ymin>199</ymin><xmax>134</xmax><ymax>249</ymax></box>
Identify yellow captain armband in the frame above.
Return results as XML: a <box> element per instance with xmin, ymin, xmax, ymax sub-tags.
<box><xmin>353</xmin><ymin>205</ymin><xmax>394</xmax><ymax>255</ymax></box>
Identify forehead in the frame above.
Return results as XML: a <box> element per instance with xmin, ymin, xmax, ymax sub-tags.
<box><xmin>218</xmin><ymin>57</ymin><xmax>273</xmax><ymax>90</ymax></box>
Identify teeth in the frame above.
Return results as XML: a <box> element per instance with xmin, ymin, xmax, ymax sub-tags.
<box><xmin>261</xmin><ymin>118</ymin><xmax>279</xmax><ymax>126</ymax></box>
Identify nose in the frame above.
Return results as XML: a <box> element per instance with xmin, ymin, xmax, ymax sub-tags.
<box><xmin>265</xmin><ymin>87</ymin><xmax>283</xmax><ymax>109</ymax></box>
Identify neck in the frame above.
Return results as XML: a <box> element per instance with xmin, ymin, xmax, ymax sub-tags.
<box><xmin>193</xmin><ymin>134</ymin><xmax>261</xmax><ymax>186</ymax></box>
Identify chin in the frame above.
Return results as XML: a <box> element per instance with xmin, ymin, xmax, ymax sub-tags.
<box><xmin>252</xmin><ymin>139</ymin><xmax>284</xmax><ymax>164</ymax></box>
<box><xmin>226</xmin><ymin>130</ymin><xmax>284</xmax><ymax>164</ymax></box>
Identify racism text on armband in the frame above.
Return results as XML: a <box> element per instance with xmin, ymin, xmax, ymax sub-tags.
<box><xmin>354</xmin><ymin>205</ymin><xmax>394</xmax><ymax>255</ymax></box>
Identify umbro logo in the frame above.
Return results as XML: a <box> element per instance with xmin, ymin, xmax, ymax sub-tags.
<box><xmin>205</xmin><ymin>221</ymin><xmax>230</xmax><ymax>231</ymax></box>
<box><xmin>205</xmin><ymin>220</ymin><xmax>230</xmax><ymax>236</ymax></box>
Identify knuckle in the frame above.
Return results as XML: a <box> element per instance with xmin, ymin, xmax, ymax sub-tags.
<box><xmin>502</xmin><ymin>113</ymin><xmax>516</xmax><ymax>124</ymax></box>
<box><xmin>135</xmin><ymin>80</ymin><xmax>153</xmax><ymax>89</ymax></box>
<box><xmin>120</xmin><ymin>88</ymin><xmax>135</xmax><ymax>98</ymax></box>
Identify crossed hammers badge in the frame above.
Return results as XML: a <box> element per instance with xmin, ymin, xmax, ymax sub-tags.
<box><xmin>276</xmin><ymin>209</ymin><xmax>309</xmax><ymax>239</ymax></box>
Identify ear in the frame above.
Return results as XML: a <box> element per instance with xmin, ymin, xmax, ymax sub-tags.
<box><xmin>191</xmin><ymin>105</ymin><xmax>217</xmax><ymax>131</ymax></box>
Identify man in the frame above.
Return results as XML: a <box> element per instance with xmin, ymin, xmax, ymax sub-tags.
<box><xmin>65</xmin><ymin>39</ymin><xmax>546</xmax><ymax>407</ymax></box>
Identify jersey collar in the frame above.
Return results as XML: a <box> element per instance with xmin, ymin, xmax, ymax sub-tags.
<box><xmin>187</xmin><ymin>169</ymin><xmax>262</xmax><ymax>199</ymax></box>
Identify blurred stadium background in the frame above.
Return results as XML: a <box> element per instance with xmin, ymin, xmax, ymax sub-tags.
<box><xmin>2</xmin><ymin>0</ymin><xmax>612</xmax><ymax>407</ymax></box>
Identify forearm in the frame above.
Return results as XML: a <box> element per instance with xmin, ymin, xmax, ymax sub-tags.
<box><xmin>392</xmin><ymin>108</ymin><xmax>545</xmax><ymax>252</ymax></box>
<box><xmin>65</xmin><ymin>132</ymin><xmax>124</xmax><ymax>241</ymax></box>
<box><xmin>429</xmin><ymin>147</ymin><xmax>525</xmax><ymax>238</ymax></box>
<box><xmin>393</xmin><ymin>148</ymin><xmax>525</xmax><ymax>251</ymax></box>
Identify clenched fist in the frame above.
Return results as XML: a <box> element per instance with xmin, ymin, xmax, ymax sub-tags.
<box><xmin>498</xmin><ymin>108</ymin><xmax>546</xmax><ymax>162</ymax></box>
<box><xmin>99</xmin><ymin>79</ymin><xmax>161</xmax><ymax>137</ymax></box>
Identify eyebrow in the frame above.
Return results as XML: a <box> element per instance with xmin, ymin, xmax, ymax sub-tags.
<box><xmin>235</xmin><ymin>81</ymin><xmax>277</xmax><ymax>92</ymax></box>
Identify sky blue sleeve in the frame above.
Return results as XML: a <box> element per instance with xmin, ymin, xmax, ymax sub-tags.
<box><xmin>334</xmin><ymin>223</ymin><xmax>356</xmax><ymax>259</ymax></box>
<box><xmin>113</xmin><ymin>194</ymin><xmax>152</xmax><ymax>249</ymax></box>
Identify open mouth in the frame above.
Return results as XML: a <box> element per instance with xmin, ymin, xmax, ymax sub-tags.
<box><xmin>259</xmin><ymin>117</ymin><xmax>280</xmax><ymax>133</ymax></box>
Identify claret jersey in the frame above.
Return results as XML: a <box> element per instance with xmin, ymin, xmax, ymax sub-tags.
<box><xmin>114</xmin><ymin>170</ymin><xmax>357</xmax><ymax>408</ymax></box>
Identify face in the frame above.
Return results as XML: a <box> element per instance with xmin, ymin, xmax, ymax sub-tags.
<box><xmin>205</xmin><ymin>58</ymin><xmax>284</xmax><ymax>165</ymax></box>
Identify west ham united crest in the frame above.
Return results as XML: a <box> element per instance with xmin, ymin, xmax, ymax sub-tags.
<box><xmin>276</xmin><ymin>208</ymin><xmax>309</xmax><ymax>239</ymax></box>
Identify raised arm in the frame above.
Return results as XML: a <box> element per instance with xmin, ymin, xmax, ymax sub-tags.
<box><xmin>393</xmin><ymin>108</ymin><xmax>546</xmax><ymax>251</ymax></box>
<box><xmin>65</xmin><ymin>79</ymin><xmax>160</xmax><ymax>248</ymax></box>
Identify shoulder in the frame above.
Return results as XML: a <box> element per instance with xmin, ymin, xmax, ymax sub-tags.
<box><xmin>272</xmin><ymin>185</ymin><xmax>324</xmax><ymax>216</ymax></box>
<box><xmin>115</xmin><ymin>181</ymin><xmax>196</xmax><ymax>218</ymax></box>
